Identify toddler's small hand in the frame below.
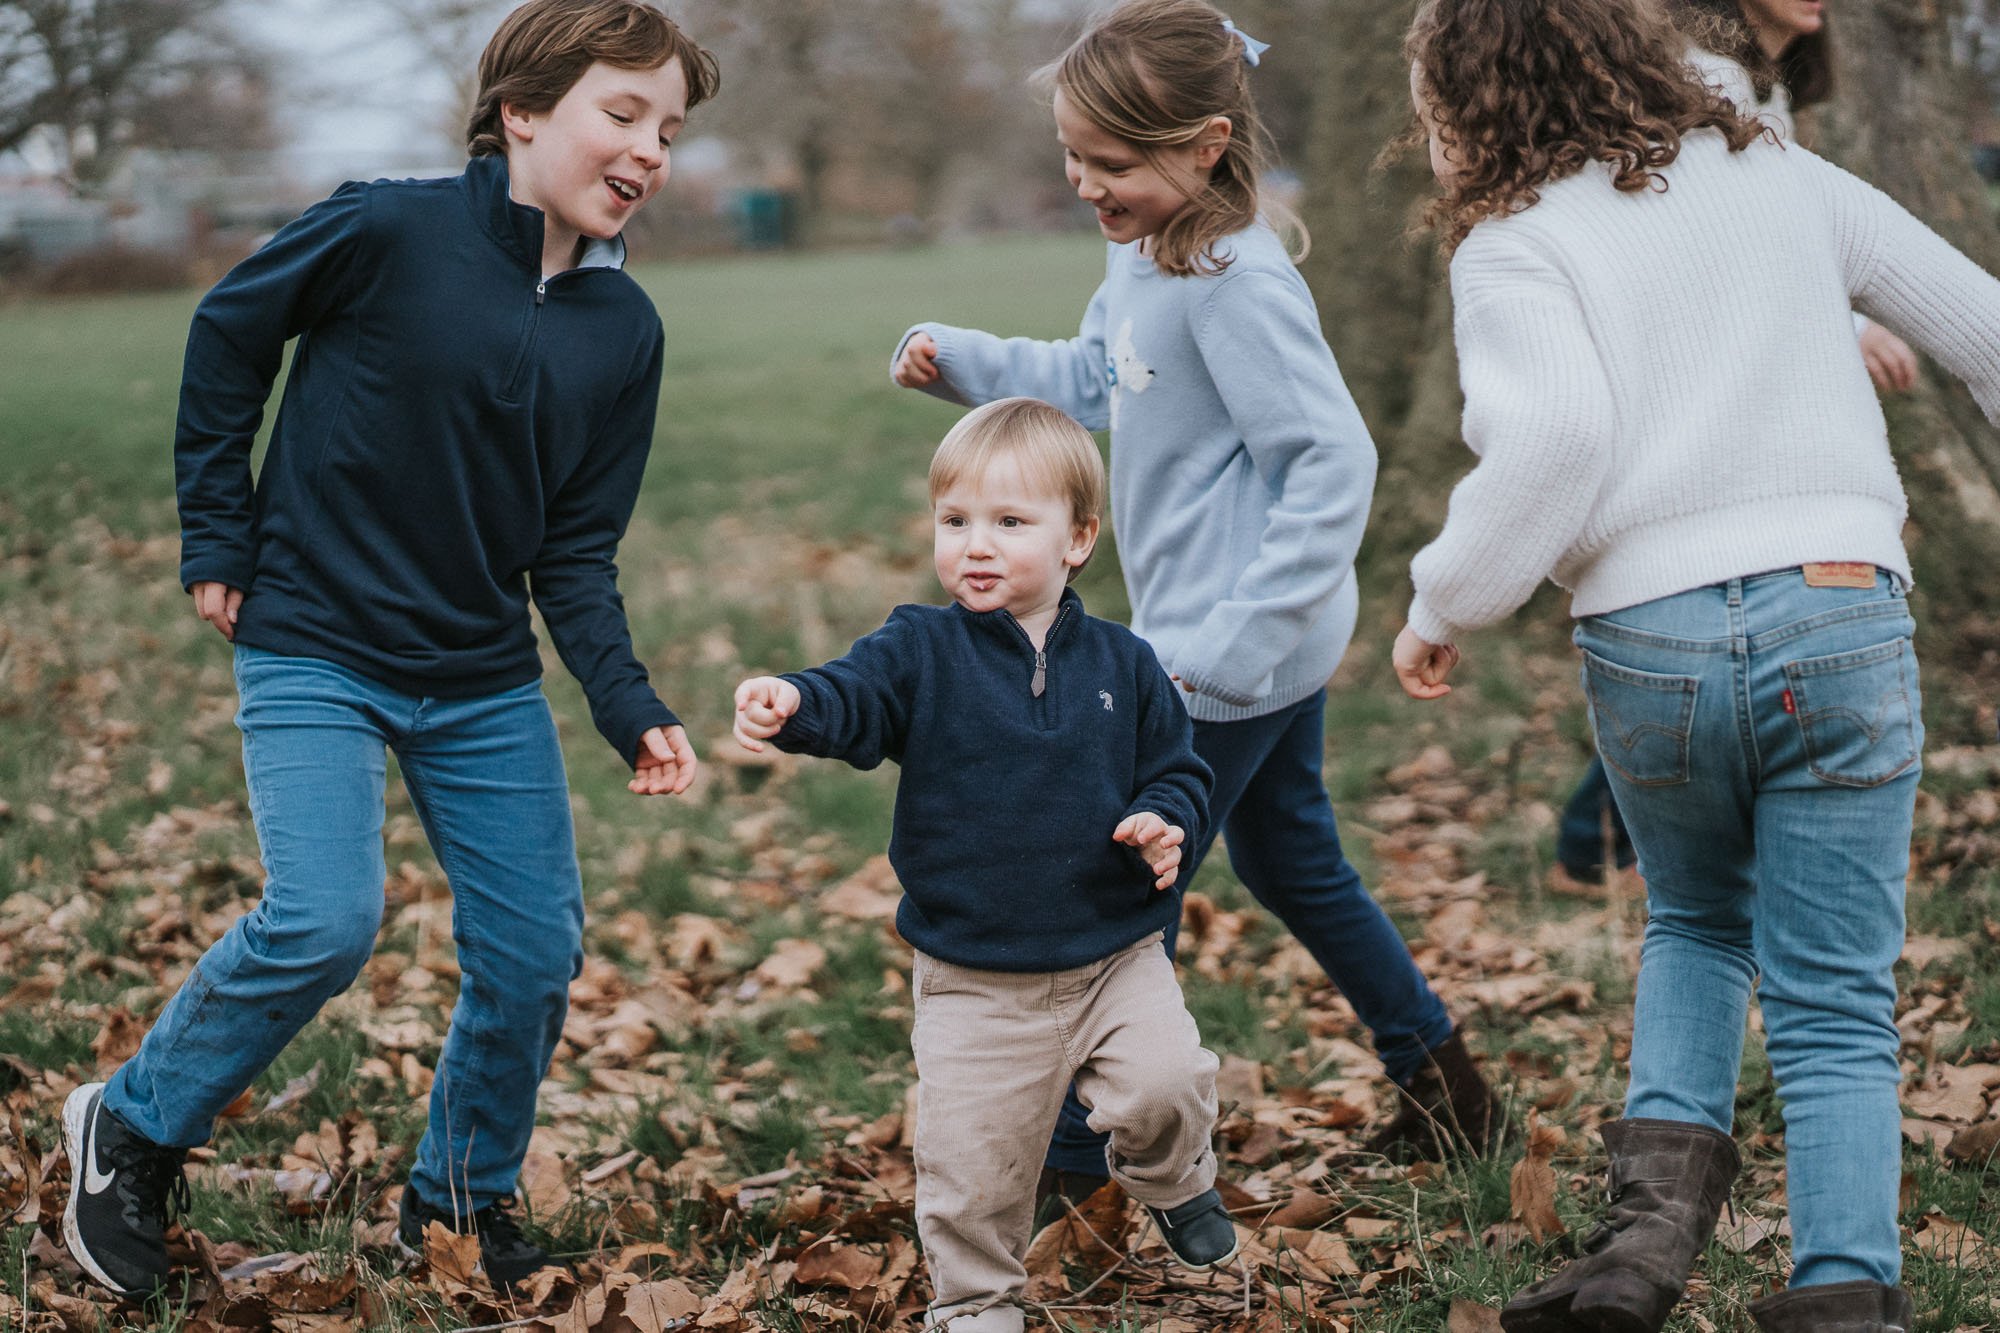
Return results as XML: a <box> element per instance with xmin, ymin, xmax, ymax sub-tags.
<box><xmin>734</xmin><ymin>676</ymin><xmax>801</xmax><ymax>752</ymax></box>
<box><xmin>1114</xmin><ymin>811</ymin><xmax>1185</xmax><ymax>891</ymax></box>
<box><xmin>1393</xmin><ymin>624</ymin><xmax>1459</xmax><ymax>701</ymax></box>
<box><xmin>630</xmin><ymin>725</ymin><xmax>698</xmax><ymax>796</ymax></box>
<box><xmin>894</xmin><ymin>332</ymin><xmax>941</xmax><ymax>388</ymax></box>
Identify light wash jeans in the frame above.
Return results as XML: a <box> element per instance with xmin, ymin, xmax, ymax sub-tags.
<box><xmin>1577</xmin><ymin>568</ymin><xmax>1920</xmax><ymax>1288</ymax></box>
<box><xmin>105</xmin><ymin>647</ymin><xmax>585</xmax><ymax>1210</ymax></box>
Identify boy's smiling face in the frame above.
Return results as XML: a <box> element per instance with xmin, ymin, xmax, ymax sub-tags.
<box><xmin>933</xmin><ymin>454</ymin><xmax>1098</xmax><ymax>631</ymax></box>
<box><xmin>503</xmin><ymin>57</ymin><xmax>688</xmax><ymax>270</ymax></box>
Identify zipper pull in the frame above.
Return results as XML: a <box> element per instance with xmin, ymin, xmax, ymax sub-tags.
<box><xmin>1032</xmin><ymin>649</ymin><xmax>1046</xmax><ymax>698</ymax></box>
<box><xmin>535</xmin><ymin>280</ymin><xmax>547</xmax><ymax>305</ymax></box>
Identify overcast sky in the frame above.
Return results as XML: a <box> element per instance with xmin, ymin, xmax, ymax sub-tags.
<box><xmin>245</xmin><ymin>0</ymin><xmax>482</xmax><ymax>178</ymax></box>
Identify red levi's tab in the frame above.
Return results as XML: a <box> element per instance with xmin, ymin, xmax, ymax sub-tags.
<box><xmin>1782</xmin><ymin>688</ymin><xmax>1797</xmax><ymax>715</ymax></box>
<box><xmin>1801</xmin><ymin>562</ymin><xmax>1876</xmax><ymax>589</ymax></box>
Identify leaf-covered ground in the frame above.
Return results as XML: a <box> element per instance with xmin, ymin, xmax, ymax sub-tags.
<box><xmin>2</xmin><ymin>241</ymin><xmax>1997</xmax><ymax>1331</ymax></box>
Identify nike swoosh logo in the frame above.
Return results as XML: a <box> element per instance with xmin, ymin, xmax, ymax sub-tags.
<box><xmin>81</xmin><ymin>1101</ymin><xmax>116</xmax><ymax>1196</ymax></box>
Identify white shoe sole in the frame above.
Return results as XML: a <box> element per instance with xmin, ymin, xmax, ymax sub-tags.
<box><xmin>62</xmin><ymin>1082</ymin><xmax>136</xmax><ymax>1296</ymax></box>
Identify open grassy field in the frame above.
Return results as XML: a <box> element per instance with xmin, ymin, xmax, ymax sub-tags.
<box><xmin>1</xmin><ymin>236</ymin><xmax>1996</xmax><ymax>1331</ymax></box>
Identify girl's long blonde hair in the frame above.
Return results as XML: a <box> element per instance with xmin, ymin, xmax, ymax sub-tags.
<box><xmin>1050</xmin><ymin>0</ymin><xmax>1303</xmax><ymax>278</ymax></box>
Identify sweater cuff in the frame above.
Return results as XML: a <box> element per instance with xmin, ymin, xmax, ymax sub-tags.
<box><xmin>1166</xmin><ymin>647</ymin><xmax>1268</xmax><ymax>710</ymax></box>
<box><xmin>612</xmin><ymin>700</ymin><xmax>681</xmax><ymax>769</ymax></box>
<box><xmin>179</xmin><ymin>550</ymin><xmax>255</xmax><ymax>594</ymax></box>
<box><xmin>894</xmin><ymin>324</ymin><xmax>972</xmax><ymax>407</ymax></box>
<box><xmin>770</xmin><ymin>675</ymin><xmax>825</xmax><ymax>754</ymax></box>
<box><xmin>1404</xmin><ymin>595</ymin><xmax>1460</xmax><ymax>649</ymax></box>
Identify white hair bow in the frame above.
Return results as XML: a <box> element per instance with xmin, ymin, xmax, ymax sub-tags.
<box><xmin>1221</xmin><ymin>17</ymin><xmax>1271</xmax><ymax>67</ymax></box>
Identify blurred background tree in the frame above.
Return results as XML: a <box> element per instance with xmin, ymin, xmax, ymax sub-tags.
<box><xmin>0</xmin><ymin>0</ymin><xmax>273</xmax><ymax>191</ymax></box>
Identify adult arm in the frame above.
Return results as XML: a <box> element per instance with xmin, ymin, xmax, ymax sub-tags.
<box><xmin>175</xmin><ymin>182</ymin><xmax>368</xmax><ymax>591</ymax></box>
<box><xmin>1406</xmin><ymin>228</ymin><xmax>1616</xmax><ymax>645</ymax></box>
<box><xmin>528</xmin><ymin>320</ymin><xmax>679</xmax><ymax>764</ymax></box>
<box><xmin>1170</xmin><ymin>269</ymin><xmax>1379</xmax><ymax>705</ymax></box>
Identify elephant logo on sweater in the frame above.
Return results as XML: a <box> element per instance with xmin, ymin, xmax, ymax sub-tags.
<box><xmin>1107</xmin><ymin>318</ymin><xmax>1154</xmax><ymax>429</ymax></box>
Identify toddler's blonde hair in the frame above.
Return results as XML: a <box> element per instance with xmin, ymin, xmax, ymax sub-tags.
<box><xmin>929</xmin><ymin>398</ymin><xmax>1106</xmax><ymax>578</ymax></box>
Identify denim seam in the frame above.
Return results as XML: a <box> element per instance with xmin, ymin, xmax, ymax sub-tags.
<box><xmin>1783</xmin><ymin>643</ymin><xmax>1919</xmax><ymax>789</ymax></box>
<box><xmin>1749</xmin><ymin>600</ymin><xmax>1912</xmax><ymax>653</ymax></box>
<box><xmin>1579</xmin><ymin>619</ymin><xmax>1732</xmax><ymax>653</ymax></box>
<box><xmin>1728</xmin><ymin>583</ymin><xmax>1763</xmax><ymax>786</ymax></box>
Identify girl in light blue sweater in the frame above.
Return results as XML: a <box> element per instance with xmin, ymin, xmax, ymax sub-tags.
<box><xmin>892</xmin><ymin>0</ymin><xmax>1503</xmax><ymax>1196</ymax></box>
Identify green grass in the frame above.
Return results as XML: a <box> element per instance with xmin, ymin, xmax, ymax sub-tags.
<box><xmin>3</xmin><ymin>238</ymin><xmax>1998</xmax><ymax>1331</ymax></box>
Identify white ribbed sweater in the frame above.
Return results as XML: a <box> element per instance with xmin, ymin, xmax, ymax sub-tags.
<box><xmin>1407</xmin><ymin>131</ymin><xmax>2000</xmax><ymax>645</ymax></box>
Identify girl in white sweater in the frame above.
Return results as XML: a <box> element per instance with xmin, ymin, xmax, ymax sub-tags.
<box><xmin>1394</xmin><ymin>0</ymin><xmax>2000</xmax><ymax>1330</ymax></box>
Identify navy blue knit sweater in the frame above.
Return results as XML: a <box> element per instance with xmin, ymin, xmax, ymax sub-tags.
<box><xmin>173</xmin><ymin>154</ymin><xmax>676</xmax><ymax>761</ymax></box>
<box><xmin>775</xmin><ymin>589</ymin><xmax>1212</xmax><ymax>971</ymax></box>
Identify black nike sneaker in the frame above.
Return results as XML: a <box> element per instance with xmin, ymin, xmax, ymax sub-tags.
<box><xmin>61</xmin><ymin>1082</ymin><xmax>189</xmax><ymax>1296</ymax></box>
<box><xmin>397</xmin><ymin>1183</ymin><xmax>558</xmax><ymax>1288</ymax></box>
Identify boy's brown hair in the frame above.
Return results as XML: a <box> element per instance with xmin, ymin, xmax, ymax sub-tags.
<box><xmin>1049</xmin><ymin>0</ymin><xmax>1302</xmax><ymax>278</ymax></box>
<box><xmin>929</xmin><ymin>399</ymin><xmax>1106</xmax><ymax>579</ymax></box>
<box><xmin>467</xmin><ymin>0</ymin><xmax>719</xmax><ymax>158</ymax></box>
<box><xmin>1403</xmin><ymin>0</ymin><xmax>1764</xmax><ymax>252</ymax></box>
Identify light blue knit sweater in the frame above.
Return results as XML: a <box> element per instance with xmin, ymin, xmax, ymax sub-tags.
<box><xmin>899</xmin><ymin>223</ymin><xmax>1377</xmax><ymax>723</ymax></box>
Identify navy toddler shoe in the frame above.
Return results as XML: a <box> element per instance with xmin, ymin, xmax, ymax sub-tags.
<box><xmin>1147</xmin><ymin>1187</ymin><xmax>1239</xmax><ymax>1270</ymax></box>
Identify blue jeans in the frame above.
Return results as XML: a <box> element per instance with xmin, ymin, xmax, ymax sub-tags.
<box><xmin>1046</xmin><ymin>689</ymin><xmax>1456</xmax><ymax>1174</ymax></box>
<box><xmin>105</xmin><ymin>648</ymin><xmax>585</xmax><ymax>1210</ymax></box>
<box><xmin>1577</xmin><ymin>570</ymin><xmax>1920</xmax><ymax>1288</ymax></box>
<box><xmin>1556</xmin><ymin>758</ymin><xmax>1634</xmax><ymax>877</ymax></box>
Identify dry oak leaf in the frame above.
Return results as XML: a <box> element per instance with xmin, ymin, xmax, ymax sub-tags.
<box><xmin>1944</xmin><ymin>1118</ymin><xmax>2000</xmax><ymax>1165</ymax></box>
<box><xmin>424</xmin><ymin>1218</ymin><xmax>484</xmax><ymax>1288</ymax></box>
<box><xmin>752</xmin><ymin>938</ymin><xmax>827</xmax><ymax>992</ymax></box>
<box><xmin>794</xmin><ymin>1239</ymin><xmax>884</xmax><ymax>1290</ymax></box>
<box><xmin>1510</xmin><ymin>1118</ymin><xmax>1567</xmax><ymax>1244</ymax></box>
<box><xmin>605</xmin><ymin>1278</ymin><xmax>703</xmax><ymax>1332</ymax></box>
<box><xmin>1905</xmin><ymin>1063</ymin><xmax>1999</xmax><ymax>1123</ymax></box>
<box><xmin>1448</xmin><ymin>1300</ymin><xmax>1505</xmax><ymax>1333</ymax></box>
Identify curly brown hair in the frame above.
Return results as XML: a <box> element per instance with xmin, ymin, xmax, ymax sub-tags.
<box><xmin>1403</xmin><ymin>0</ymin><xmax>1765</xmax><ymax>252</ymax></box>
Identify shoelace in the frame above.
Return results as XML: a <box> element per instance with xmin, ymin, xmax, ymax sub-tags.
<box><xmin>108</xmin><ymin>1140</ymin><xmax>190</xmax><ymax>1225</ymax></box>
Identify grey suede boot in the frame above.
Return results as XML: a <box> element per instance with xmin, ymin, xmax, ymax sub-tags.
<box><xmin>1749</xmin><ymin>1281</ymin><xmax>1914</xmax><ymax>1333</ymax></box>
<box><xmin>1500</xmin><ymin>1118</ymin><xmax>1740</xmax><ymax>1333</ymax></box>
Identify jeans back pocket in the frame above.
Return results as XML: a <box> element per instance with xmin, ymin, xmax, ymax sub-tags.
<box><xmin>1581</xmin><ymin>649</ymin><xmax>1699</xmax><ymax>787</ymax></box>
<box><xmin>1782</xmin><ymin>637</ymin><xmax>1919</xmax><ymax>788</ymax></box>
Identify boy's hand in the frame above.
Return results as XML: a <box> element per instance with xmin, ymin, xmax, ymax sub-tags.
<box><xmin>190</xmin><ymin>581</ymin><xmax>244</xmax><ymax>641</ymax></box>
<box><xmin>1859</xmin><ymin>322</ymin><xmax>1918</xmax><ymax>395</ymax></box>
<box><xmin>734</xmin><ymin>676</ymin><xmax>802</xmax><ymax>752</ymax></box>
<box><xmin>1393</xmin><ymin>624</ymin><xmax>1459</xmax><ymax>700</ymax></box>
<box><xmin>1113</xmin><ymin>811</ymin><xmax>1185</xmax><ymax>891</ymax></box>
<box><xmin>893</xmin><ymin>332</ymin><xmax>940</xmax><ymax>388</ymax></box>
<box><xmin>629</xmin><ymin>725</ymin><xmax>697</xmax><ymax>796</ymax></box>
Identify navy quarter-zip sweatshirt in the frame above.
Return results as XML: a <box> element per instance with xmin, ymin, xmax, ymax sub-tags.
<box><xmin>174</xmin><ymin>154</ymin><xmax>676</xmax><ymax>761</ymax></box>
<box><xmin>773</xmin><ymin>589</ymin><xmax>1213</xmax><ymax>972</ymax></box>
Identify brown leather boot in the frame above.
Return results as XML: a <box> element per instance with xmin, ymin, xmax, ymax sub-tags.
<box><xmin>1363</xmin><ymin>1029</ymin><xmax>1507</xmax><ymax>1162</ymax></box>
<box><xmin>1501</xmin><ymin>1118</ymin><xmax>1740</xmax><ymax>1333</ymax></box>
<box><xmin>1749</xmin><ymin>1281</ymin><xmax>1914</xmax><ymax>1332</ymax></box>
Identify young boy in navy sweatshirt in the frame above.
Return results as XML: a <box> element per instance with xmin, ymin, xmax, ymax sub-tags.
<box><xmin>734</xmin><ymin>398</ymin><xmax>1236</xmax><ymax>1333</ymax></box>
<box><xmin>61</xmin><ymin>0</ymin><xmax>717</xmax><ymax>1299</ymax></box>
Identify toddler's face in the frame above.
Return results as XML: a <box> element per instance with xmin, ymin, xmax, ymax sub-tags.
<box><xmin>1054</xmin><ymin>88</ymin><xmax>1222</xmax><ymax>247</ymax></box>
<box><xmin>932</xmin><ymin>456</ymin><xmax>1097</xmax><ymax>623</ymax></box>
